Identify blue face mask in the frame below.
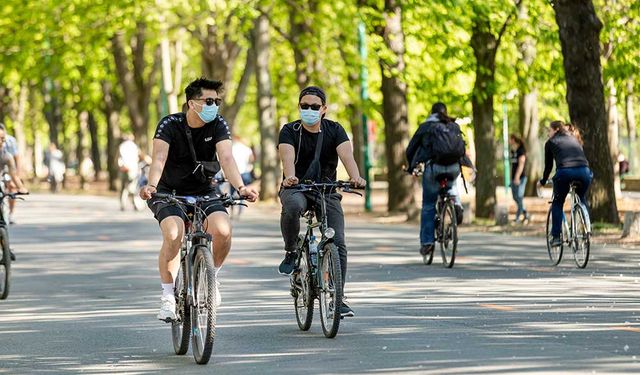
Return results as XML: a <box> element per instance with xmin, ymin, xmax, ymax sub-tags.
<box><xmin>300</xmin><ymin>109</ymin><xmax>321</xmax><ymax>125</ymax></box>
<box><xmin>196</xmin><ymin>102</ymin><xmax>219</xmax><ymax>123</ymax></box>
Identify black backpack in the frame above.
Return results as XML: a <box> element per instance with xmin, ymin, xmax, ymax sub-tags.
<box><xmin>427</xmin><ymin>121</ymin><xmax>466</xmax><ymax>165</ymax></box>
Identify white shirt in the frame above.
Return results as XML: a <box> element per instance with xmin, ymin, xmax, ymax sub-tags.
<box><xmin>232</xmin><ymin>142</ymin><xmax>253</xmax><ymax>174</ymax></box>
<box><xmin>118</xmin><ymin>140</ymin><xmax>139</xmax><ymax>173</ymax></box>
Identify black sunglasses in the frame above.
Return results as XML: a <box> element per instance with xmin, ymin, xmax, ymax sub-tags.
<box><xmin>300</xmin><ymin>103</ymin><xmax>322</xmax><ymax>111</ymax></box>
<box><xmin>193</xmin><ymin>97</ymin><xmax>222</xmax><ymax>106</ymax></box>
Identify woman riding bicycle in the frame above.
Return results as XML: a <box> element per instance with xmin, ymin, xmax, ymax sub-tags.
<box><xmin>538</xmin><ymin>120</ymin><xmax>593</xmax><ymax>247</ymax></box>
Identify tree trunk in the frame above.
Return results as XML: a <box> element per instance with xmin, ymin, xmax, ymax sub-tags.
<box><xmin>378</xmin><ymin>0</ymin><xmax>416</xmax><ymax>216</ymax></box>
<box><xmin>553</xmin><ymin>0</ymin><xmax>619</xmax><ymax>223</ymax></box>
<box><xmin>288</xmin><ymin>0</ymin><xmax>318</xmax><ymax>89</ymax></box>
<box><xmin>111</xmin><ymin>23</ymin><xmax>159</xmax><ymax>151</ymax></box>
<box><xmin>43</xmin><ymin>79</ymin><xmax>62</xmax><ymax>146</ymax></box>
<box><xmin>224</xmin><ymin>46</ymin><xmax>255</xmax><ymax>133</ymax></box>
<box><xmin>102</xmin><ymin>81</ymin><xmax>122</xmax><ymax>191</ymax></box>
<box><xmin>606</xmin><ymin>78</ymin><xmax>621</xmax><ymax>196</ymax></box>
<box><xmin>625</xmin><ymin>80</ymin><xmax>637</xmax><ymax>175</ymax></box>
<box><xmin>160</xmin><ymin>36</ymin><xmax>182</xmax><ymax>114</ymax></box>
<box><xmin>520</xmin><ymin>90</ymin><xmax>542</xmax><ymax>196</ymax></box>
<box><xmin>88</xmin><ymin>112</ymin><xmax>101</xmax><ymax>176</ymax></box>
<box><xmin>470</xmin><ymin>17</ymin><xmax>498</xmax><ymax>218</ymax></box>
<box><xmin>13</xmin><ymin>83</ymin><xmax>29</xmax><ymax>174</ymax></box>
<box><xmin>254</xmin><ymin>14</ymin><xmax>280</xmax><ymax>201</ymax></box>
<box><xmin>76</xmin><ymin>111</ymin><xmax>88</xmax><ymax>167</ymax></box>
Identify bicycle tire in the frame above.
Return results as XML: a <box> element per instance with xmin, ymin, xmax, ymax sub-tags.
<box><xmin>545</xmin><ymin>209</ymin><xmax>563</xmax><ymax>265</ymax></box>
<box><xmin>319</xmin><ymin>243</ymin><xmax>342</xmax><ymax>338</ymax></box>
<box><xmin>191</xmin><ymin>245</ymin><xmax>216</xmax><ymax>365</ymax></box>
<box><xmin>439</xmin><ymin>201</ymin><xmax>457</xmax><ymax>268</ymax></box>
<box><xmin>172</xmin><ymin>255</ymin><xmax>191</xmax><ymax>355</ymax></box>
<box><xmin>572</xmin><ymin>205</ymin><xmax>590</xmax><ymax>268</ymax></box>
<box><xmin>0</xmin><ymin>227</ymin><xmax>10</xmax><ymax>300</ymax></box>
<box><xmin>294</xmin><ymin>243</ymin><xmax>314</xmax><ymax>331</ymax></box>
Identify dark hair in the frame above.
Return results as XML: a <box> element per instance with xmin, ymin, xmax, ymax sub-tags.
<box><xmin>299</xmin><ymin>86</ymin><xmax>327</xmax><ymax>105</ymax></box>
<box><xmin>0</xmin><ymin>122</ymin><xmax>5</xmax><ymax>131</ymax></box>
<box><xmin>509</xmin><ymin>134</ymin><xmax>526</xmax><ymax>151</ymax></box>
<box><xmin>431</xmin><ymin>102</ymin><xmax>455</xmax><ymax>123</ymax></box>
<box><xmin>185</xmin><ymin>77</ymin><xmax>224</xmax><ymax>102</ymax></box>
<box><xmin>550</xmin><ymin>120</ymin><xmax>583</xmax><ymax>145</ymax></box>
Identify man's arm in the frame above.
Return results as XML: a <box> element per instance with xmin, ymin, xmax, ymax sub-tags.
<box><xmin>6</xmin><ymin>157</ymin><xmax>26</xmax><ymax>192</ymax></box>
<box><xmin>218</xmin><ymin>139</ymin><xmax>258</xmax><ymax>201</ymax></box>
<box><xmin>139</xmin><ymin>139</ymin><xmax>169</xmax><ymax>199</ymax></box>
<box><xmin>279</xmin><ymin>144</ymin><xmax>298</xmax><ymax>187</ymax></box>
<box><xmin>336</xmin><ymin>141</ymin><xmax>366</xmax><ymax>187</ymax></box>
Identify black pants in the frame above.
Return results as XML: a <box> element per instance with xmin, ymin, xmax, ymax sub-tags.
<box><xmin>280</xmin><ymin>189</ymin><xmax>347</xmax><ymax>287</ymax></box>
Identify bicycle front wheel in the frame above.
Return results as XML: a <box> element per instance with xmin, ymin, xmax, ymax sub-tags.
<box><xmin>319</xmin><ymin>243</ymin><xmax>342</xmax><ymax>338</ymax></box>
<box><xmin>572</xmin><ymin>205</ymin><xmax>590</xmax><ymax>268</ymax></box>
<box><xmin>545</xmin><ymin>209</ymin><xmax>563</xmax><ymax>266</ymax></box>
<box><xmin>0</xmin><ymin>227</ymin><xmax>10</xmax><ymax>300</ymax></box>
<box><xmin>191</xmin><ymin>245</ymin><xmax>216</xmax><ymax>365</ymax></box>
<box><xmin>172</xmin><ymin>255</ymin><xmax>191</xmax><ymax>355</ymax></box>
<box><xmin>293</xmin><ymin>245</ymin><xmax>314</xmax><ymax>331</ymax></box>
<box><xmin>439</xmin><ymin>202</ymin><xmax>457</xmax><ymax>268</ymax></box>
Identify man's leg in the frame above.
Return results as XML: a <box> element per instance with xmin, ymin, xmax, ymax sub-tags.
<box><xmin>157</xmin><ymin>215</ymin><xmax>185</xmax><ymax>321</ymax></box>
<box><xmin>119</xmin><ymin>173</ymin><xmax>128</xmax><ymax>210</ymax></box>
<box><xmin>204</xmin><ymin>210</ymin><xmax>232</xmax><ymax>306</ymax></box>
<box><xmin>278</xmin><ymin>189</ymin><xmax>308</xmax><ymax>275</ymax></box>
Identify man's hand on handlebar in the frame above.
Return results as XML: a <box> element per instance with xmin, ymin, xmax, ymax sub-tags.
<box><xmin>349</xmin><ymin>176</ymin><xmax>366</xmax><ymax>188</ymax></box>
<box><xmin>282</xmin><ymin>176</ymin><xmax>299</xmax><ymax>187</ymax></box>
<box><xmin>140</xmin><ymin>185</ymin><xmax>157</xmax><ymax>200</ymax></box>
<box><xmin>17</xmin><ymin>187</ymin><xmax>28</xmax><ymax>194</ymax></box>
<box><xmin>238</xmin><ymin>186</ymin><xmax>259</xmax><ymax>202</ymax></box>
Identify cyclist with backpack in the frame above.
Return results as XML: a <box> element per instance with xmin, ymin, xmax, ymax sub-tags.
<box><xmin>406</xmin><ymin>102</ymin><xmax>467</xmax><ymax>257</ymax></box>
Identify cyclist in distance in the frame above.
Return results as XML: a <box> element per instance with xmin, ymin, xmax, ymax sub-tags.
<box><xmin>0</xmin><ymin>123</ymin><xmax>22</xmax><ymax>224</ymax></box>
<box><xmin>406</xmin><ymin>102</ymin><xmax>467</xmax><ymax>258</ymax></box>
<box><xmin>140</xmin><ymin>77</ymin><xmax>258</xmax><ymax>322</ymax></box>
<box><xmin>277</xmin><ymin>86</ymin><xmax>366</xmax><ymax>318</ymax></box>
<box><xmin>0</xmin><ymin>126</ymin><xmax>28</xmax><ymax>260</ymax></box>
<box><xmin>538</xmin><ymin>120</ymin><xmax>592</xmax><ymax>247</ymax></box>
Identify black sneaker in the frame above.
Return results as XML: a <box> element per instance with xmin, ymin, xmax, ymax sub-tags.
<box><xmin>340</xmin><ymin>301</ymin><xmax>355</xmax><ymax>318</ymax></box>
<box><xmin>278</xmin><ymin>251</ymin><xmax>297</xmax><ymax>275</ymax></box>
<box><xmin>550</xmin><ymin>236</ymin><xmax>562</xmax><ymax>247</ymax></box>
<box><xmin>454</xmin><ymin>205</ymin><xmax>464</xmax><ymax>225</ymax></box>
<box><xmin>9</xmin><ymin>250</ymin><xmax>15</xmax><ymax>261</ymax></box>
<box><xmin>419</xmin><ymin>244</ymin><xmax>434</xmax><ymax>256</ymax></box>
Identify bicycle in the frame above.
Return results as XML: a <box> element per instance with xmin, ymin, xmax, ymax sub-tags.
<box><xmin>423</xmin><ymin>173</ymin><xmax>458</xmax><ymax>268</ymax></box>
<box><xmin>0</xmin><ymin>191</ymin><xmax>27</xmax><ymax>300</ymax></box>
<box><xmin>287</xmin><ymin>181</ymin><xmax>361</xmax><ymax>338</ymax></box>
<box><xmin>153</xmin><ymin>192</ymin><xmax>246</xmax><ymax>364</ymax></box>
<box><xmin>543</xmin><ymin>181</ymin><xmax>591</xmax><ymax>268</ymax></box>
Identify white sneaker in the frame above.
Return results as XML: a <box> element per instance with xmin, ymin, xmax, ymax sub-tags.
<box><xmin>157</xmin><ymin>296</ymin><xmax>177</xmax><ymax>322</ymax></box>
<box><xmin>214</xmin><ymin>280</ymin><xmax>221</xmax><ymax>307</ymax></box>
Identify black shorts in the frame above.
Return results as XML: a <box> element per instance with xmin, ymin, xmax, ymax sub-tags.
<box><xmin>147</xmin><ymin>190</ymin><xmax>227</xmax><ymax>224</ymax></box>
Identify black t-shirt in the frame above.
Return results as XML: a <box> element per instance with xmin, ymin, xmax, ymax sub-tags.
<box><xmin>541</xmin><ymin>132</ymin><xmax>589</xmax><ymax>183</ymax></box>
<box><xmin>510</xmin><ymin>145</ymin><xmax>526</xmax><ymax>180</ymax></box>
<box><xmin>154</xmin><ymin>113</ymin><xmax>231</xmax><ymax>194</ymax></box>
<box><xmin>278</xmin><ymin>119</ymin><xmax>350</xmax><ymax>182</ymax></box>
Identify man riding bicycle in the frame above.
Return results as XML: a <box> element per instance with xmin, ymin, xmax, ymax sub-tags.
<box><xmin>406</xmin><ymin>102</ymin><xmax>468</xmax><ymax>257</ymax></box>
<box><xmin>0</xmin><ymin>126</ymin><xmax>28</xmax><ymax>260</ymax></box>
<box><xmin>140</xmin><ymin>77</ymin><xmax>258</xmax><ymax>321</ymax></box>
<box><xmin>277</xmin><ymin>86</ymin><xmax>365</xmax><ymax>318</ymax></box>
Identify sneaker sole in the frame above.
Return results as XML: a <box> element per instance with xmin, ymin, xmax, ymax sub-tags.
<box><xmin>340</xmin><ymin>312</ymin><xmax>355</xmax><ymax>319</ymax></box>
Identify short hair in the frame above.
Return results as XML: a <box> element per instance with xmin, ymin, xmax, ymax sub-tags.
<box><xmin>299</xmin><ymin>86</ymin><xmax>327</xmax><ymax>105</ymax></box>
<box><xmin>185</xmin><ymin>77</ymin><xmax>224</xmax><ymax>102</ymax></box>
<box><xmin>0</xmin><ymin>122</ymin><xmax>5</xmax><ymax>131</ymax></box>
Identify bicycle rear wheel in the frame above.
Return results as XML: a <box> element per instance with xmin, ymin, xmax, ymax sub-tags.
<box><xmin>172</xmin><ymin>255</ymin><xmax>191</xmax><ymax>355</ymax></box>
<box><xmin>439</xmin><ymin>202</ymin><xmax>457</xmax><ymax>268</ymax></box>
<box><xmin>293</xmin><ymin>245</ymin><xmax>314</xmax><ymax>331</ymax></box>
<box><xmin>545</xmin><ymin>209</ymin><xmax>563</xmax><ymax>265</ymax></box>
<box><xmin>319</xmin><ymin>243</ymin><xmax>342</xmax><ymax>338</ymax></box>
<box><xmin>191</xmin><ymin>245</ymin><xmax>216</xmax><ymax>364</ymax></box>
<box><xmin>572</xmin><ymin>205</ymin><xmax>590</xmax><ymax>268</ymax></box>
<box><xmin>0</xmin><ymin>227</ymin><xmax>10</xmax><ymax>300</ymax></box>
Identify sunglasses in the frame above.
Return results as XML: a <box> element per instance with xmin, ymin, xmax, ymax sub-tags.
<box><xmin>300</xmin><ymin>103</ymin><xmax>322</xmax><ymax>111</ymax></box>
<box><xmin>193</xmin><ymin>97</ymin><xmax>222</xmax><ymax>106</ymax></box>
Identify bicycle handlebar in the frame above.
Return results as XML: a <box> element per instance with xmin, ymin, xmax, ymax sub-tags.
<box><xmin>0</xmin><ymin>191</ymin><xmax>29</xmax><ymax>200</ymax></box>
<box><xmin>153</xmin><ymin>192</ymin><xmax>247</xmax><ymax>207</ymax></box>
<box><xmin>283</xmin><ymin>180</ymin><xmax>364</xmax><ymax>195</ymax></box>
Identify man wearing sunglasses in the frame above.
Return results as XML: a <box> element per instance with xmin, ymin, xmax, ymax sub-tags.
<box><xmin>140</xmin><ymin>77</ymin><xmax>258</xmax><ymax>322</ymax></box>
<box><xmin>277</xmin><ymin>86</ymin><xmax>366</xmax><ymax>318</ymax></box>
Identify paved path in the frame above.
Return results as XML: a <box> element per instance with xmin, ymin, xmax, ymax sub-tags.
<box><xmin>1</xmin><ymin>194</ymin><xmax>640</xmax><ymax>374</ymax></box>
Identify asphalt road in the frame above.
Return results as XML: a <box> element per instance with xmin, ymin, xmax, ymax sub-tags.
<box><xmin>1</xmin><ymin>194</ymin><xmax>640</xmax><ymax>374</ymax></box>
